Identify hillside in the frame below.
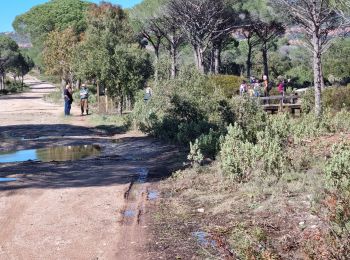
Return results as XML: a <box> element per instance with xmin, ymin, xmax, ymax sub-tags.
<box><xmin>0</xmin><ymin>32</ymin><xmax>32</xmax><ymax>48</ymax></box>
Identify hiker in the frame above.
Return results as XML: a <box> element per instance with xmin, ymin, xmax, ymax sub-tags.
<box><xmin>64</xmin><ymin>84</ymin><xmax>73</xmax><ymax>116</ymax></box>
<box><xmin>239</xmin><ymin>80</ymin><xmax>247</xmax><ymax>96</ymax></box>
<box><xmin>144</xmin><ymin>86</ymin><xmax>152</xmax><ymax>101</ymax></box>
<box><xmin>253</xmin><ymin>79</ymin><xmax>260</xmax><ymax>97</ymax></box>
<box><xmin>80</xmin><ymin>84</ymin><xmax>89</xmax><ymax>116</ymax></box>
<box><xmin>278</xmin><ymin>80</ymin><xmax>285</xmax><ymax>96</ymax></box>
<box><xmin>262</xmin><ymin>75</ymin><xmax>269</xmax><ymax>97</ymax></box>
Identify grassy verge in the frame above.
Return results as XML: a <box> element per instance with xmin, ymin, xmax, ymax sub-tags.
<box><xmin>88</xmin><ymin>114</ymin><xmax>131</xmax><ymax>135</ymax></box>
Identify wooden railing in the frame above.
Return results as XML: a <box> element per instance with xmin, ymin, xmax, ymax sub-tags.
<box><xmin>258</xmin><ymin>95</ymin><xmax>301</xmax><ymax>114</ymax></box>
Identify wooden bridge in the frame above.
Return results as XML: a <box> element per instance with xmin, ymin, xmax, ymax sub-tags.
<box><xmin>259</xmin><ymin>95</ymin><xmax>301</xmax><ymax>114</ymax></box>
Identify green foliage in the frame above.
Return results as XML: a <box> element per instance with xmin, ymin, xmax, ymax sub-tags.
<box><xmin>188</xmin><ymin>129</ymin><xmax>222</xmax><ymax>162</ymax></box>
<box><xmin>302</xmin><ymin>86</ymin><xmax>350</xmax><ymax>113</ymax></box>
<box><xmin>43</xmin><ymin>28</ymin><xmax>78</xmax><ymax>79</ymax></box>
<box><xmin>13</xmin><ymin>0</ymin><xmax>89</xmax><ymax>42</ymax></box>
<box><xmin>220</xmin><ymin>124</ymin><xmax>257</xmax><ymax>181</ymax></box>
<box><xmin>325</xmin><ymin>142</ymin><xmax>350</xmax><ymax>193</ymax></box>
<box><xmin>209</xmin><ymin>74</ymin><xmax>243</xmax><ymax>98</ymax></box>
<box><xmin>188</xmin><ymin>140</ymin><xmax>204</xmax><ymax>165</ymax></box>
<box><xmin>4</xmin><ymin>82</ymin><xmax>28</xmax><ymax>94</ymax></box>
<box><xmin>73</xmin><ymin>2</ymin><xmax>152</xmax><ymax>113</ymax></box>
<box><xmin>324</xmin><ymin>38</ymin><xmax>350</xmax><ymax>83</ymax></box>
<box><xmin>131</xmin><ymin>70</ymin><xmax>226</xmax><ymax>145</ymax></box>
<box><xmin>0</xmin><ymin>36</ymin><xmax>34</xmax><ymax>89</ymax></box>
<box><xmin>13</xmin><ymin>0</ymin><xmax>90</xmax><ymax>69</ymax></box>
<box><xmin>220</xmin><ymin>113</ymin><xmax>291</xmax><ymax>181</ymax></box>
<box><xmin>230</xmin><ymin>97</ymin><xmax>267</xmax><ymax>143</ymax></box>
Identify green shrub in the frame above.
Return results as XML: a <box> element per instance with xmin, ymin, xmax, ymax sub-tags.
<box><xmin>230</xmin><ymin>97</ymin><xmax>267</xmax><ymax>143</ymax></box>
<box><xmin>325</xmin><ymin>142</ymin><xmax>350</xmax><ymax>193</ymax></box>
<box><xmin>291</xmin><ymin>113</ymin><xmax>329</xmax><ymax>140</ymax></box>
<box><xmin>6</xmin><ymin>82</ymin><xmax>27</xmax><ymax>94</ymax></box>
<box><xmin>301</xmin><ymin>88</ymin><xmax>314</xmax><ymax>114</ymax></box>
<box><xmin>189</xmin><ymin>129</ymin><xmax>221</xmax><ymax>160</ymax></box>
<box><xmin>302</xmin><ymin>86</ymin><xmax>350</xmax><ymax>113</ymax></box>
<box><xmin>329</xmin><ymin>109</ymin><xmax>350</xmax><ymax>133</ymax></box>
<box><xmin>130</xmin><ymin>71</ymin><xmax>227</xmax><ymax>146</ymax></box>
<box><xmin>188</xmin><ymin>140</ymin><xmax>204</xmax><ymax>165</ymax></box>
<box><xmin>220</xmin><ymin>124</ymin><xmax>257</xmax><ymax>181</ymax></box>
<box><xmin>209</xmin><ymin>74</ymin><xmax>243</xmax><ymax>98</ymax></box>
<box><xmin>256</xmin><ymin>131</ymin><xmax>289</xmax><ymax>179</ymax></box>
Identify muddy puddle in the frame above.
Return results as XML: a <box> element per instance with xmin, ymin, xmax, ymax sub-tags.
<box><xmin>148</xmin><ymin>190</ymin><xmax>159</xmax><ymax>200</ymax></box>
<box><xmin>193</xmin><ymin>231</ymin><xmax>216</xmax><ymax>247</ymax></box>
<box><xmin>0</xmin><ymin>145</ymin><xmax>101</xmax><ymax>163</ymax></box>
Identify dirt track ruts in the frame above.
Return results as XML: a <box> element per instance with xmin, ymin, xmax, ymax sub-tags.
<box><xmin>0</xmin><ymin>76</ymin><xmax>181</xmax><ymax>260</ymax></box>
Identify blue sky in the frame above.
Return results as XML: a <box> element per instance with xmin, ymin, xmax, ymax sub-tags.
<box><xmin>0</xmin><ymin>0</ymin><xmax>142</xmax><ymax>32</ymax></box>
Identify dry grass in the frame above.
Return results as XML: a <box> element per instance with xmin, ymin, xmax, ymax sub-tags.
<box><xmin>147</xmin><ymin>134</ymin><xmax>350</xmax><ymax>259</ymax></box>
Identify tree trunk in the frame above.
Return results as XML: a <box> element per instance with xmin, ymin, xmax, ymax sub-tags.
<box><xmin>194</xmin><ymin>47</ymin><xmax>205</xmax><ymax>74</ymax></box>
<box><xmin>214</xmin><ymin>47</ymin><xmax>221</xmax><ymax>75</ymax></box>
<box><xmin>154</xmin><ymin>47</ymin><xmax>160</xmax><ymax>82</ymax></box>
<box><xmin>247</xmin><ymin>43</ymin><xmax>253</xmax><ymax>78</ymax></box>
<box><xmin>170</xmin><ymin>34</ymin><xmax>178</xmax><ymax>79</ymax></box>
<box><xmin>76</xmin><ymin>79</ymin><xmax>81</xmax><ymax>90</ymax></box>
<box><xmin>313</xmin><ymin>33</ymin><xmax>322</xmax><ymax>117</ymax></box>
<box><xmin>2</xmin><ymin>75</ymin><xmax>5</xmax><ymax>90</ymax></box>
<box><xmin>97</xmin><ymin>82</ymin><xmax>100</xmax><ymax>113</ymax></box>
<box><xmin>61</xmin><ymin>78</ymin><xmax>66</xmax><ymax>96</ymax></box>
<box><xmin>119</xmin><ymin>95</ymin><xmax>123</xmax><ymax>116</ymax></box>
<box><xmin>262</xmin><ymin>44</ymin><xmax>269</xmax><ymax>79</ymax></box>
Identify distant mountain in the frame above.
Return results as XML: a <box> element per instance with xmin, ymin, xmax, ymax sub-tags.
<box><xmin>0</xmin><ymin>32</ymin><xmax>32</xmax><ymax>48</ymax></box>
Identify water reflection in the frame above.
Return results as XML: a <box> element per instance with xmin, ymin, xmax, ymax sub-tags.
<box><xmin>0</xmin><ymin>145</ymin><xmax>101</xmax><ymax>163</ymax></box>
<box><xmin>0</xmin><ymin>178</ymin><xmax>17</xmax><ymax>182</ymax></box>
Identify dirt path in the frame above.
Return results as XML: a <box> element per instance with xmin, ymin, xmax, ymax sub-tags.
<box><xmin>0</xmin><ymin>76</ymin><xmax>182</xmax><ymax>260</ymax></box>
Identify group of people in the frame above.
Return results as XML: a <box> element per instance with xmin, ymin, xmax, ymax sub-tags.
<box><xmin>64</xmin><ymin>84</ymin><xmax>89</xmax><ymax>116</ymax></box>
<box><xmin>239</xmin><ymin>75</ymin><xmax>287</xmax><ymax>97</ymax></box>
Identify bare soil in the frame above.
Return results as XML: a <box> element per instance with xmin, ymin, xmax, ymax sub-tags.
<box><xmin>0</xmin><ymin>76</ymin><xmax>184</xmax><ymax>260</ymax></box>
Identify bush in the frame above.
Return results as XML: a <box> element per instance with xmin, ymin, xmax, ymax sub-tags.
<box><xmin>291</xmin><ymin>113</ymin><xmax>330</xmax><ymax>140</ymax></box>
<box><xmin>0</xmin><ymin>89</ymin><xmax>9</xmax><ymax>95</ymax></box>
<box><xmin>230</xmin><ymin>97</ymin><xmax>267</xmax><ymax>143</ymax></box>
<box><xmin>4</xmin><ymin>82</ymin><xmax>27</xmax><ymax>94</ymax></box>
<box><xmin>188</xmin><ymin>129</ymin><xmax>222</xmax><ymax>161</ymax></box>
<box><xmin>130</xmin><ymin>71</ymin><xmax>227</xmax><ymax>146</ymax></box>
<box><xmin>209</xmin><ymin>74</ymin><xmax>243</xmax><ymax>98</ymax></box>
<box><xmin>325</xmin><ymin>142</ymin><xmax>350</xmax><ymax>193</ymax></box>
<box><xmin>220</xmin><ymin>124</ymin><xmax>257</xmax><ymax>181</ymax></box>
<box><xmin>302</xmin><ymin>86</ymin><xmax>350</xmax><ymax>113</ymax></box>
<box><xmin>220</xmin><ymin>114</ymin><xmax>292</xmax><ymax>181</ymax></box>
<box><xmin>329</xmin><ymin>109</ymin><xmax>350</xmax><ymax>133</ymax></box>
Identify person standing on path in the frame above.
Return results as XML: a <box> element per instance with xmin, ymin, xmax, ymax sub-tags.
<box><xmin>80</xmin><ymin>84</ymin><xmax>89</xmax><ymax>116</ymax></box>
<box><xmin>64</xmin><ymin>84</ymin><xmax>73</xmax><ymax>116</ymax></box>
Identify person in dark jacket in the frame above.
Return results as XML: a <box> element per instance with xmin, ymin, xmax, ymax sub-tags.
<box><xmin>64</xmin><ymin>84</ymin><xmax>73</xmax><ymax>116</ymax></box>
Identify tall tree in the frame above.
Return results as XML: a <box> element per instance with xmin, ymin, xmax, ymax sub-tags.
<box><xmin>271</xmin><ymin>0</ymin><xmax>348</xmax><ymax>116</ymax></box>
<box><xmin>240</xmin><ymin>25</ymin><xmax>260</xmax><ymax>78</ymax></box>
<box><xmin>0</xmin><ymin>36</ymin><xmax>19</xmax><ymax>90</ymax></box>
<box><xmin>13</xmin><ymin>0</ymin><xmax>90</xmax><ymax>70</ymax></box>
<box><xmin>252</xmin><ymin>19</ymin><xmax>285</xmax><ymax>79</ymax></box>
<box><xmin>130</xmin><ymin>0</ymin><xmax>168</xmax><ymax>80</ymax></box>
<box><xmin>167</xmin><ymin>0</ymin><xmax>240</xmax><ymax>74</ymax></box>
<box><xmin>76</xmin><ymin>2</ymin><xmax>152</xmax><ymax>114</ymax></box>
<box><xmin>43</xmin><ymin>28</ymin><xmax>79</xmax><ymax>90</ymax></box>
